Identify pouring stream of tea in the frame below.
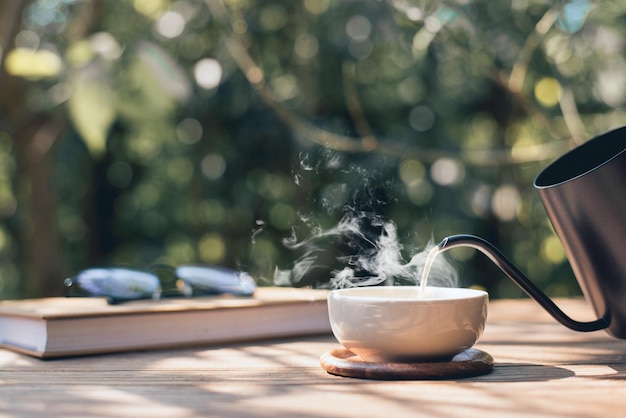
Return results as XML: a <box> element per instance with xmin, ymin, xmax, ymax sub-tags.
<box><xmin>419</xmin><ymin>246</ymin><xmax>443</xmax><ymax>297</ymax></box>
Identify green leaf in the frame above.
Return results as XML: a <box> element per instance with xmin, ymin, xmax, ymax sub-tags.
<box><xmin>67</xmin><ymin>68</ymin><xmax>116</xmax><ymax>157</ymax></box>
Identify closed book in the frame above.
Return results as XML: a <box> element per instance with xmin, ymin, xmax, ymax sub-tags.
<box><xmin>0</xmin><ymin>287</ymin><xmax>330</xmax><ymax>358</ymax></box>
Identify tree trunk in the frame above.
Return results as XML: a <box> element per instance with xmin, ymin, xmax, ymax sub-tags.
<box><xmin>1</xmin><ymin>0</ymin><xmax>66</xmax><ymax>297</ymax></box>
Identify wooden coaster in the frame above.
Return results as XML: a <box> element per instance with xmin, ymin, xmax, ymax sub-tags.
<box><xmin>320</xmin><ymin>347</ymin><xmax>493</xmax><ymax>380</ymax></box>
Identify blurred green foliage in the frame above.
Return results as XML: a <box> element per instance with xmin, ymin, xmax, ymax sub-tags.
<box><xmin>0</xmin><ymin>0</ymin><xmax>625</xmax><ymax>299</ymax></box>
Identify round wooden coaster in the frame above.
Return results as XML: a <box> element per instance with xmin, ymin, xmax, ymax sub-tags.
<box><xmin>320</xmin><ymin>347</ymin><xmax>493</xmax><ymax>380</ymax></box>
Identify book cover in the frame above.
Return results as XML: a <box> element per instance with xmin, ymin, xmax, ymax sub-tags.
<box><xmin>0</xmin><ymin>287</ymin><xmax>331</xmax><ymax>358</ymax></box>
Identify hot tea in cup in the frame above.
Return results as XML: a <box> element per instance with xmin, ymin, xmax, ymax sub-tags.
<box><xmin>327</xmin><ymin>286</ymin><xmax>488</xmax><ymax>362</ymax></box>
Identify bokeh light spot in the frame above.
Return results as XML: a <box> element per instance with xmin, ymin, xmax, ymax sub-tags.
<box><xmin>155</xmin><ymin>11</ymin><xmax>186</xmax><ymax>39</ymax></box>
<box><xmin>430</xmin><ymin>158</ymin><xmax>465</xmax><ymax>186</ymax></box>
<box><xmin>491</xmin><ymin>185</ymin><xmax>520</xmax><ymax>221</ymax></box>
<box><xmin>133</xmin><ymin>0</ymin><xmax>168</xmax><ymax>19</ymax></box>
<box><xmin>198</xmin><ymin>233</ymin><xmax>226</xmax><ymax>263</ymax></box>
<box><xmin>177</xmin><ymin>118</ymin><xmax>203</xmax><ymax>144</ymax></box>
<box><xmin>541</xmin><ymin>235</ymin><xmax>567</xmax><ymax>264</ymax></box>
<box><xmin>167</xmin><ymin>157</ymin><xmax>194</xmax><ymax>184</ymax></box>
<box><xmin>90</xmin><ymin>32</ymin><xmax>122</xmax><ymax>60</ymax></box>
<box><xmin>346</xmin><ymin>15</ymin><xmax>372</xmax><ymax>41</ymax></box>
<box><xmin>557</xmin><ymin>0</ymin><xmax>591</xmax><ymax>33</ymax></box>
<box><xmin>194</xmin><ymin>58</ymin><xmax>222</xmax><ymax>90</ymax></box>
<box><xmin>397</xmin><ymin>77</ymin><xmax>425</xmax><ymax>104</ymax></box>
<box><xmin>233</xmin><ymin>18</ymin><xmax>248</xmax><ymax>34</ymax></box>
<box><xmin>407</xmin><ymin>7</ymin><xmax>423</xmax><ymax>21</ymax></box>
<box><xmin>594</xmin><ymin>60</ymin><xmax>626</xmax><ymax>107</ymax></box>
<box><xmin>399</xmin><ymin>159</ymin><xmax>425</xmax><ymax>185</ymax></box>
<box><xmin>260</xmin><ymin>5</ymin><xmax>288</xmax><ymax>31</ymax></box>
<box><xmin>270</xmin><ymin>74</ymin><xmax>299</xmax><ymax>101</ymax></box>
<box><xmin>201</xmin><ymin>154</ymin><xmax>226</xmax><ymax>180</ymax></box>
<box><xmin>304</xmin><ymin>0</ymin><xmax>329</xmax><ymax>15</ymax></box>
<box><xmin>534</xmin><ymin>77</ymin><xmax>561</xmax><ymax>107</ymax></box>
<box><xmin>294</xmin><ymin>33</ymin><xmax>319</xmax><ymax>60</ymax></box>
<box><xmin>348</xmin><ymin>39</ymin><xmax>373</xmax><ymax>60</ymax></box>
<box><xmin>15</xmin><ymin>30</ymin><xmax>40</xmax><ymax>49</ymax></box>
<box><xmin>409</xmin><ymin>105</ymin><xmax>435</xmax><ymax>132</ymax></box>
<box><xmin>406</xmin><ymin>180</ymin><xmax>433</xmax><ymax>206</ymax></box>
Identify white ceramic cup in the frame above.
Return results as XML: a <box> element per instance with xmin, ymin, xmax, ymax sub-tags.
<box><xmin>327</xmin><ymin>286</ymin><xmax>488</xmax><ymax>362</ymax></box>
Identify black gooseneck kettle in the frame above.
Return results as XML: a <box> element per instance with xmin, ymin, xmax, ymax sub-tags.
<box><xmin>438</xmin><ymin>126</ymin><xmax>626</xmax><ymax>338</ymax></box>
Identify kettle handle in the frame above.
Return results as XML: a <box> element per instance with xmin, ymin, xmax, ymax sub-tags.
<box><xmin>438</xmin><ymin>234</ymin><xmax>610</xmax><ymax>332</ymax></box>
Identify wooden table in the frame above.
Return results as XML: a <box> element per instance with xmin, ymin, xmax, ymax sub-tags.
<box><xmin>1</xmin><ymin>298</ymin><xmax>626</xmax><ymax>417</ymax></box>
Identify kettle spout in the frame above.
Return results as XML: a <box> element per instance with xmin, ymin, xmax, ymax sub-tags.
<box><xmin>438</xmin><ymin>234</ymin><xmax>610</xmax><ymax>333</ymax></box>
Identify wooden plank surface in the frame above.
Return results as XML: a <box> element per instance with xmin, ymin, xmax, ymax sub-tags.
<box><xmin>1</xmin><ymin>298</ymin><xmax>626</xmax><ymax>417</ymax></box>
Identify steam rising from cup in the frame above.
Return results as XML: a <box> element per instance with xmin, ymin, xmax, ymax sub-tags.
<box><xmin>274</xmin><ymin>210</ymin><xmax>459</xmax><ymax>290</ymax></box>
<box><xmin>270</xmin><ymin>151</ymin><xmax>459</xmax><ymax>290</ymax></box>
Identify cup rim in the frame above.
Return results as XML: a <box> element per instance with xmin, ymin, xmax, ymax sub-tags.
<box><xmin>329</xmin><ymin>285</ymin><xmax>487</xmax><ymax>302</ymax></box>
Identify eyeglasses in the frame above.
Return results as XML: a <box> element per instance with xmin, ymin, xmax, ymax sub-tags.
<box><xmin>64</xmin><ymin>264</ymin><xmax>257</xmax><ymax>304</ymax></box>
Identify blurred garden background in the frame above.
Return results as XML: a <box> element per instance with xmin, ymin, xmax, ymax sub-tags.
<box><xmin>1</xmin><ymin>0</ymin><xmax>624</xmax><ymax>299</ymax></box>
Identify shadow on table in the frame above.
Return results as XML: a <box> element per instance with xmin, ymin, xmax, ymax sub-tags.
<box><xmin>471</xmin><ymin>363</ymin><xmax>575</xmax><ymax>382</ymax></box>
